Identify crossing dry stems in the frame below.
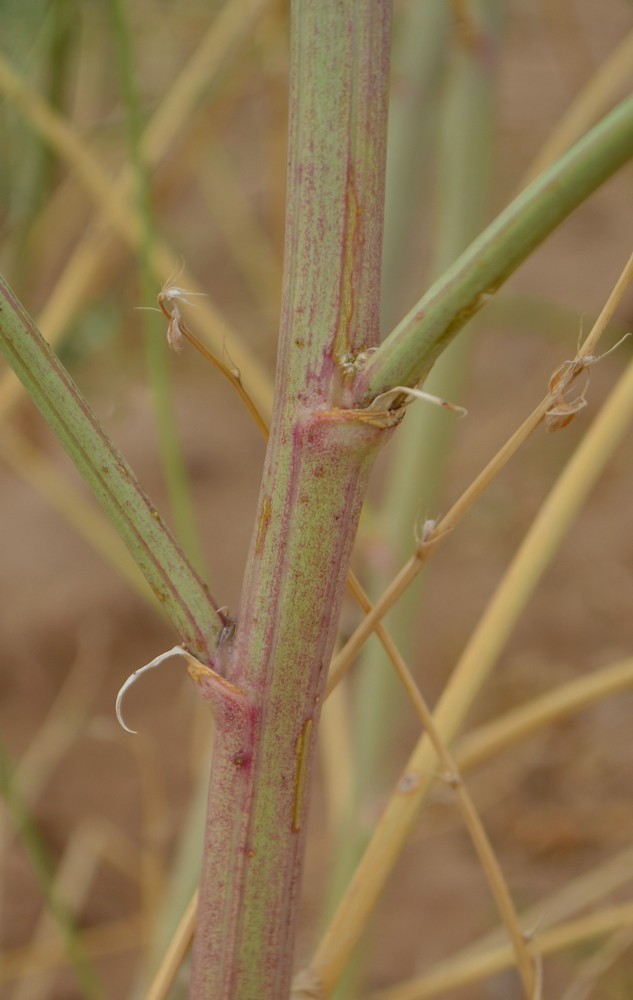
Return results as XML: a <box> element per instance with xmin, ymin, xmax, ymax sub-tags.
<box><xmin>143</xmin><ymin>252</ymin><xmax>633</xmax><ymax>997</ymax></box>
<box><xmin>1</xmin><ymin>4</ymin><xmax>633</xmax><ymax>998</ymax></box>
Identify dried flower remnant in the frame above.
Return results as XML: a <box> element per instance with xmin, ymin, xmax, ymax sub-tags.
<box><xmin>154</xmin><ymin>276</ymin><xmax>269</xmax><ymax>438</ymax></box>
<box><xmin>545</xmin><ymin>393</ymin><xmax>589</xmax><ymax>432</ymax></box>
<box><xmin>545</xmin><ymin>333</ymin><xmax>631</xmax><ymax>432</ymax></box>
<box><xmin>157</xmin><ymin>281</ymin><xmax>207</xmax><ymax>354</ymax></box>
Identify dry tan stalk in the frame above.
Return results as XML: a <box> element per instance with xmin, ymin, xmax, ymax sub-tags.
<box><xmin>0</xmin><ymin>917</ymin><xmax>143</xmax><ymax>984</ymax></box>
<box><xmin>0</xmin><ymin>427</ymin><xmax>151</xmax><ymax>600</ymax></box>
<box><xmin>319</xmin><ymin>674</ymin><xmax>355</xmax><ymax>841</ymax></box>
<box><xmin>342</xmin><ymin>575</ymin><xmax>536</xmax><ymax>998</ymax></box>
<box><xmin>0</xmin><ymin>53</ymin><xmax>138</xmax><ymax>240</ymax></box>
<box><xmin>523</xmin><ymin>29</ymin><xmax>633</xmax><ymax>185</ymax></box>
<box><xmin>559</xmin><ymin>927</ymin><xmax>633</xmax><ymax>1000</ymax></box>
<box><xmin>326</xmin><ymin>248</ymin><xmax>633</xmax><ymax>695</ymax></box>
<box><xmin>310</xmin><ymin>341</ymin><xmax>633</xmax><ymax>991</ymax></box>
<box><xmin>369</xmin><ymin>902</ymin><xmax>633</xmax><ymax>1000</ymax></box>
<box><xmin>12</xmin><ymin>822</ymin><xmax>134</xmax><ymax>1000</ymax></box>
<box><xmin>144</xmin><ymin>891</ymin><xmax>198</xmax><ymax>1000</ymax></box>
<box><xmin>0</xmin><ymin>0</ymin><xmax>275</xmax><ymax>419</ymax></box>
<box><xmin>370</xmin><ymin>842</ymin><xmax>633</xmax><ymax>1000</ymax></box>
<box><xmin>456</xmin><ymin>656</ymin><xmax>633</xmax><ymax>772</ymax></box>
<box><xmin>459</xmin><ymin>842</ymin><xmax>633</xmax><ymax>974</ymax></box>
<box><xmin>139</xmin><ymin>0</ymin><xmax>272</xmax><ymax>166</ymax></box>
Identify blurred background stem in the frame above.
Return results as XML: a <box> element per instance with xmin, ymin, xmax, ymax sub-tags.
<box><xmin>108</xmin><ymin>0</ymin><xmax>206</xmax><ymax>574</ymax></box>
<box><xmin>325</xmin><ymin>5</ymin><xmax>501</xmax><ymax>995</ymax></box>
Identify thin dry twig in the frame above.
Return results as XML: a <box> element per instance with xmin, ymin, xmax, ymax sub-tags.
<box><xmin>156</xmin><ymin>284</ymin><xmax>270</xmax><ymax>439</ymax></box>
<box><xmin>1</xmin><ymin>917</ymin><xmax>143</xmax><ymax>986</ymax></box>
<box><xmin>342</xmin><ymin>576</ymin><xmax>537</xmax><ymax>998</ymax></box>
<box><xmin>327</xmin><ymin>249</ymin><xmax>633</xmax><ymax>694</ymax></box>
<box><xmin>456</xmin><ymin>655</ymin><xmax>633</xmax><ymax>772</ymax></box>
<box><xmin>309</xmin><ymin>254</ymin><xmax>633</xmax><ymax>995</ymax></box>
<box><xmin>523</xmin><ymin>29</ymin><xmax>633</xmax><ymax>185</ymax></box>
<box><xmin>560</xmin><ymin>927</ymin><xmax>633</xmax><ymax>1000</ymax></box>
<box><xmin>0</xmin><ymin>0</ymin><xmax>275</xmax><ymax>420</ymax></box>
<box><xmin>360</xmin><ymin>840</ymin><xmax>633</xmax><ymax>1000</ymax></box>
<box><xmin>369</xmin><ymin>902</ymin><xmax>633</xmax><ymax>1000</ymax></box>
<box><xmin>11</xmin><ymin>821</ymin><xmax>137</xmax><ymax>1000</ymax></box>
<box><xmin>144</xmin><ymin>891</ymin><xmax>198</xmax><ymax>1000</ymax></box>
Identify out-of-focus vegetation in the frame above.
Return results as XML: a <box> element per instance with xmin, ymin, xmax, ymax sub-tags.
<box><xmin>1</xmin><ymin>2</ymin><xmax>633</xmax><ymax>998</ymax></box>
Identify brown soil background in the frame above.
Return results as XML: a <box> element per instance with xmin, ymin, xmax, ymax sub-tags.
<box><xmin>1</xmin><ymin>2</ymin><xmax>633</xmax><ymax>998</ymax></box>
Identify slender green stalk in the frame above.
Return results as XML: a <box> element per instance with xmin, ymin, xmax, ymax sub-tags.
<box><xmin>357</xmin><ymin>0</ymin><xmax>498</xmax><ymax>799</ymax></box>
<box><xmin>354</xmin><ymin>90</ymin><xmax>633</xmax><ymax>403</ymax></box>
<box><xmin>0</xmin><ymin>276</ymin><xmax>225</xmax><ymax>659</ymax></box>
<box><xmin>0</xmin><ymin>3</ymin><xmax>274</xmax><ymax>420</ymax></box>
<box><xmin>189</xmin><ymin>3</ymin><xmax>393</xmax><ymax>995</ymax></box>
<box><xmin>4</xmin><ymin>0</ymin><xmax>77</xmax><ymax>291</ymax></box>
<box><xmin>109</xmin><ymin>0</ymin><xmax>206</xmax><ymax>572</ymax></box>
<box><xmin>380</xmin><ymin>0</ymin><xmax>449</xmax><ymax>330</ymax></box>
<box><xmin>328</xmin><ymin>12</ymin><xmax>497</xmax><ymax>996</ymax></box>
<box><xmin>3</xmin><ymin>7</ymin><xmax>633</xmax><ymax>999</ymax></box>
<box><xmin>0</xmin><ymin>738</ymin><xmax>104</xmax><ymax>1000</ymax></box>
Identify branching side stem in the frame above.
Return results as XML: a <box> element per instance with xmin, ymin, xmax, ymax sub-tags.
<box><xmin>0</xmin><ymin>276</ymin><xmax>225</xmax><ymax>658</ymax></box>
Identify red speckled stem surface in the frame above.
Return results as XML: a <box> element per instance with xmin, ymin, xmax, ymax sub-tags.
<box><xmin>189</xmin><ymin>3</ymin><xmax>393</xmax><ymax>997</ymax></box>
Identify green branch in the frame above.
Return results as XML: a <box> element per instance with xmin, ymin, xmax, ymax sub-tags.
<box><xmin>109</xmin><ymin>0</ymin><xmax>206</xmax><ymax>572</ymax></box>
<box><xmin>0</xmin><ymin>276</ymin><xmax>225</xmax><ymax>659</ymax></box>
<box><xmin>356</xmin><ymin>90</ymin><xmax>633</xmax><ymax>403</ymax></box>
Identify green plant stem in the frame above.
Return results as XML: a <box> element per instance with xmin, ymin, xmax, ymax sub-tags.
<box><xmin>358</xmin><ymin>0</ymin><xmax>498</xmax><ymax>799</ymax></box>
<box><xmin>0</xmin><ymin>276</ymin><xmax>224</xmax><ymax>659</ymax></box>
<box><xmin>0</xmin><ymin>4</ymin><xmax>274</xmax><ymax>420</ymax></box>
<box><xmin>380</xmin><ymin>0</ymin><xmax>449</xmax><ymax>330</ymax></box>
<box><xmin>332</xmin><ymin>12</ymin><xmax>497</xmax><ymax>996</ymax></box>
<box><xmin>188</xmin><ymin>3</ymin><xmax>393</xmax><ymax>996</ymax></box>
<box><xmin>354</xmin><ymin>89</ymin><xmax>633</xmax><ymax>403</ymax></box>
<box><xmin>109</xmin><ymin>0</ymin><xmax>206</xmax><ymax>573</ymax></box>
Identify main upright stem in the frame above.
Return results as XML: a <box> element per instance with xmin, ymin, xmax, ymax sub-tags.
<box><xmin>189</xmin><ymin>3</ymin><xmax>393</xmax><ymax>997</ymax></box>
